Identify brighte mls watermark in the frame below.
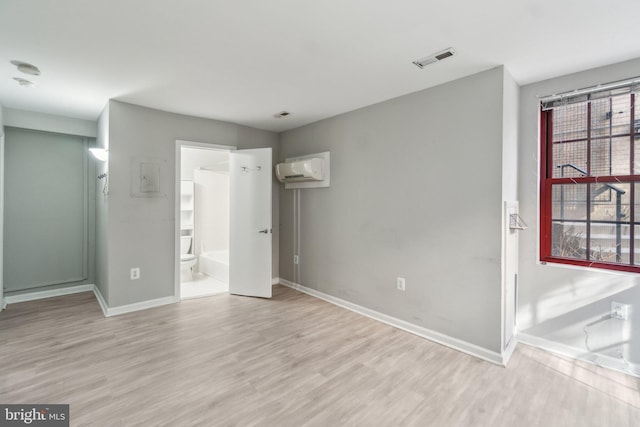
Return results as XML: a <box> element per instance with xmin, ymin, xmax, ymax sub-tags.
<box><xmin>0</xmin><ymin>405</ymin><xmax>69</xmax><ymax>427</ymax></box>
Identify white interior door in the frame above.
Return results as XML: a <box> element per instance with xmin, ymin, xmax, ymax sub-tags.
<box><xmin>229</xmin><ymin>148</ymin><xmax>272</xmax><ymax>298</ymax></box>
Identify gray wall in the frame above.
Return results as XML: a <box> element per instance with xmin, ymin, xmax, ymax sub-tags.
<box><xmin>3</xmin><ymin>108</ymin><xmax>97</xmax><ymax>138</ymax></box>
<box><xmin>104</xmin><ymin>100</ymin><xmax>279</xmax><ymax>307</ymax></box>
<box><xmin>3</xmin><ymin>128</ymin><xmax>92</xmax><ymax>292</ymax></box>
<box><xmin>279</xmin><ymin>67</ymin><xmax>508</xmax><ymax>353</ymax></box>
<box><xmin>518</xmin><ymin>58</ymin><xmax>640</xmax><ymax>364</ymax></box>
<box><xmin>2</xmin><ymin>122</ymin><xmax>96</xmax><ymax>296</ymax></box>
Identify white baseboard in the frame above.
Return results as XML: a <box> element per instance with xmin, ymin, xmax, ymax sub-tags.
<box><xmin>518</xmin><ymin>332</ymin><xmax>639</xmax><ymax>378</ymax></box>
<box><xmin>279</xmin><ymin>279</ymin><xmax>505</xmax><ymax>366</ymax></box>
<box><xmin>92</xmin><ymin>286</ymin><xmax>109</xmax><ymax>317</ymax></box>
<box><xmin>3</xmin><ymin>284</ymin><xmax>179</xmax><ymax>318</ymax></box>
<box><xmin>99</xmin><ymin>294</ymin><xmax>180</xmax><ymax>317</ymax></box>
<box><xmin>271</xmin><ymin>277</ymin><xmax>280</xmax><ymax>286</ymax></box>
<box><xmin>502</xmin><ymin>334</ymin><xmax>518</xmax><ymax>365</ymax></box>
<box><xmin>4</xmin><ymin>284</ymin><xmax>95</xmax><ymax>304</ymax></box>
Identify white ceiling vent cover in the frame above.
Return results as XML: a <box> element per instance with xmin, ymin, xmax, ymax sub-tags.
<box><xmin>412</xmin><ymin>48</ymin><xmax>455</xmax><ymax>69</ymax></box>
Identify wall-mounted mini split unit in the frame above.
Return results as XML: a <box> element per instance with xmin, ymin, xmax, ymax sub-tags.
<box><xmin>275</xmin><ymin>152</ymin><xmax>330</xmax><ymax>189</ymax></box>
<box><xmin>412</xmin><ymin>47</ymin><xmax>455</xmax><ymax>69</ymax></box>
<box><xmin>276</xmin><ymin>158</ymin><xmax>324</xmax><ymax>182</ymax></box>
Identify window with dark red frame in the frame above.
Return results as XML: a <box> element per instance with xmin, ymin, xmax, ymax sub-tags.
<box><xmin>540</xmin><ymin>84</ymin><xmax>640</xmax><ymax>273</ymax></box>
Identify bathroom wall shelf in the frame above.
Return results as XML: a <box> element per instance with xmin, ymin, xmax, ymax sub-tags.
<box><xmin>180</xmin><ymin>180</ymin><xmax>195</xmax><ymax>231</ymax></box>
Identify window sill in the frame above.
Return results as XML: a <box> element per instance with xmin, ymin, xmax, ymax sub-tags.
<box><xmin>540</xmin><ymin>256</ymin><xmax>640</xmax><ymax>275</ymax></box>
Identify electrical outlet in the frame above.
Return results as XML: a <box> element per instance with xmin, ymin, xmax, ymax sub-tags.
<box><xmin>130</xmin><ymin>267</ymin><xmax>141</xmax><ymax>280</ymax></box>
<box><xmin>611</xmin><ymin>302</ymin><xmax>629</xmax><ymax>320</ymax></box>
<box><xmin>397</xmin><ymin>277</ymin><xmax>406</xmax><ymax>291</ymax></box>
<box><xmin>293</xmin><ymin>255</ymin><xmax>299</xmax><ymax>265</ymax></box>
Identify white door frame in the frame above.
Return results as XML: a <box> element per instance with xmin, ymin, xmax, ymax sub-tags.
<box><xmin>174</xmin><ymin>140</ymin><xmax>236</xmax><ymax>300</ymax></box>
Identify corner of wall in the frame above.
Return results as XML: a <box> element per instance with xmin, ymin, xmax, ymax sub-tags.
<box><xmin>95</xmin><ymin>103</ymin><xmax>110</xmax><ymax>305</ymax></box>
<box><xmin>517</xmin><ymin>57</ymin><xmax>640</xmax><ymax>374</ymax></box>
<box><xmin>279</xmin><ymin>68</ymin><xmax>509</xmax><ymax>356</ymax></box>
<box><xmin>0</xmin><ymin>103</ymin><xmax>5</xmax><ymax>137</ymax></box>
<box><xmin>501</xmin><ymin>66</ymin><xmax>520</xmax><ymax>202</ymax></box>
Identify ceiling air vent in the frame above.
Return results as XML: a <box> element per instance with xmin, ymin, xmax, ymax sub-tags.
<box><xmin>412</xmin><ymin>47</ymin><xmax>455</xmax><ymax>69</ymax></box>
<box><xmin>274</xmin><ymin>111</ymin><xmax>291</xmax><ymax>118</ymax></box>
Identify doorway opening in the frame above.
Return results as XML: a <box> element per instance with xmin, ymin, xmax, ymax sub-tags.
<box><xmin>175</xmin><ymin>140</ymin><xmax>273</xmax><ymax>301</ymax></box>
<box><xmin>176</xmin><ymin>141</ymin><xmax>233</xmax><ymax>300</ymax></box>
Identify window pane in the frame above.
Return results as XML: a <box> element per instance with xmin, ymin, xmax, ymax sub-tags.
<box><xmin>635</xmin><ymin>183</ymin><xmax>640</xmax><ymax>223</ymax></box>
<box><xmin>591</xmin><ymin>182</ymin><xmax>630</xmax><ymax>211</ymax></box>
<box><xmin>591</xmin><ymin>136</ymin><xmax>630</xmax><ymax>176</ymax></box>
<box><xmin>591</xmin><ymin>94</ymin><xmax>631</xmax><ymax>139</ymax></box>
<box><xmin>635</xmin><ymin>93</ymin><xmax>640</xmax><ymax>138</ymax></box>
<box><xmin>591</xmin><ymin>183</ymin><xmax>630</xmax><ymax>264</ymax></box>
<box><xmin>590</xmin><ymin>137</ymin><xmax>610</xmax><ymax>176</ymax></box>
<box><xmin>611</xmin><ymin>137</ymin><xmax>631</xmax><ymax>175</ymax></box>
<box><xmin>552</xmin><ymin>221</ymin><xmax>587</xmax><ymax>259</ymax></box>
<box><xmin>553</xmin><ymin>103</ymin><xmax>587</xmax><ymax>142</ymax></box>
<box><xmin>551</xmin><ymin>184</ymin><xmax>587</xmax><ymax>259</ymax></box>
<box><xmin>634</xmin><ymin>139</ymin><xmax>640</xmax><ymax>174</ymax></box>
<box><xmin>553</xmin><ymin>141</ymin><xmax>587</xmax><ymax>178</ymax></box>
<box><xmin>590</xmin><ymin>223</ymin><xmax>630</xmax><ymax>264</ymax></box>
<box><xmin>611</xmin><ymin>94</ymin><xmax>632</xmax><ymax>135</ymax></box>
<box><xmin>591</xmin><ymin>98</ymin><xmax>611</xmax><ymax>139</ymax></box>
<box><xmin>635</xmin><ymin>225</ymin><xmax>640</xmax><ymax>265</ymax></box>
<box><xmin>552</xmin><ymin>184</ymin><xmax>587</xmax><ymax>220</ymax></box>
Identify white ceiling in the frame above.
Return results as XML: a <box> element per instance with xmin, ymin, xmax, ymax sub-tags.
<box><xmin>1</xmin><ymin>0</ymin><xmax>640</xmax><ymax>133</ymax></box>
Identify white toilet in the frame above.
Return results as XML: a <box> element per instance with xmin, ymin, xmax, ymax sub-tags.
<box><xmin>180</xmin><ymin>236</ymin><xmax>197</xmax><ymax>282</ymax></box>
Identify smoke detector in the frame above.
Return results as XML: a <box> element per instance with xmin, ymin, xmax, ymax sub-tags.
<box><xmin>274</xmin><ymin>111</ymin><xmax>291</xmax><ymax>118</ymax></box>
<box><xmin>10</xmin><ymin>60</ymin><xmax>41</xmax><ymax>76</ymax></box>
<box><xmin>12</xmin><ymin>77</ymin><xmax>35</xmax><ymax>88</ymax></box>
<box><xmin>412</xmin><ymin>48</ymin><xmax>455</xmax><ymax>69</ymax></box>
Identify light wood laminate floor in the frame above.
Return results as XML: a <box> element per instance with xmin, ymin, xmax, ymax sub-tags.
<box><xmin>1</xmin><ymin>285</ymin><xmax>639</xmax><ymax>426</ymax></box>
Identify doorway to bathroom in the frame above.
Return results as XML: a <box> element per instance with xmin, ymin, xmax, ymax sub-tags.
<box><xmin>175</xmin><ymin>140</ymin><xmax>273</xmax><ymax>301</ymax></box>
<box><xmin>178</xmin><ymin>143</ymin><xmax>231</xmax><ymax>299</ymax></box>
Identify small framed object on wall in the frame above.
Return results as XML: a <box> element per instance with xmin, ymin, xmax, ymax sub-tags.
<box><xmin>131</xmin><ymin>156</ymin><xmax>168</xmax><ymax>197</ymax></box>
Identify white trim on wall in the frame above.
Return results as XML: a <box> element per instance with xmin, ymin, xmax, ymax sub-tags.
<box><xmin>3</xmin><ymin>284</ymin><xmax>179</xmax><ymax>318</ymax></box>
<box><xmin>518</xmin><ymin>332</ymin><xmax>639</xmax><ymax>378</ymax></box>
<box><xmin>278</xmin><ymin>279</ymin><xmax>507</xmax><ymax>366</ymax></box>
<box><xmin>93</xmin><ymin>285</ymin><xmax>109</xmax><ymax>317</ymax></box>
<box><xmin>99</xmin><ymin>294</ymin><xmax>179</xmax><ymax>317</ymax></box>
<box><xmin>92</xmin><ymin>285</ymin><xmax>178</xmax><ymax>317</ymax></box>
<box><xmin>502</xmin><ymin>333</ymin><xmax>518</xmax><ymax>365</ymax></box>
<box><xmin>4</xmin><ymin>284</ymin><xmax>95</xmax><ymax>304</ymax></box>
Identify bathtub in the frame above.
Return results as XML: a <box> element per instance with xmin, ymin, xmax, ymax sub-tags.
<box><xmin>199</xmin><ymin>250</ymin><xmax>229</xmax><ymax>283</ymax></box>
